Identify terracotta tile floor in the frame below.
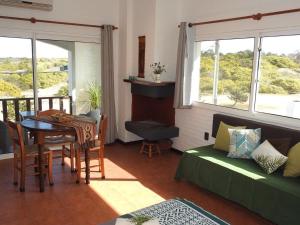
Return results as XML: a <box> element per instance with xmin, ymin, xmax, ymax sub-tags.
<box><xmin>0</xmin><ymin>142</ymin><xmax>274</xmax><ymax>225</ymax></box>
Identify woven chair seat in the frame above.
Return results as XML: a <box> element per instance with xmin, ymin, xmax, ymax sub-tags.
<box><xmin>15</xmin><ymin>144</ymin><xmax>50</xmax><ymax>157</ymax></box>
<box><xmin>44</xmin><ymin>135</ymin><xmax>75</xmax><ymax>146</ymax></box>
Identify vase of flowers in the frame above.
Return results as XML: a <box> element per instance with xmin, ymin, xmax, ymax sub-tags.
<box><xmin>150</xmin><ymin>62</ymin><xmax>166</xmax><ymax>83</ymax></box>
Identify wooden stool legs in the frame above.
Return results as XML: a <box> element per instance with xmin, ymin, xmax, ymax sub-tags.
<box><xmin>140</xmin><ymin>141</ymin><xmax>161</xmax><ymax>158</ymax></box>
<box><xmin>140</xmin><ymin>142</ymin><xmax>145</xmax><ymax>154</ymax></box>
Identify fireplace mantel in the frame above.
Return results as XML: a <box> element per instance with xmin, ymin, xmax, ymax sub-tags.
<box><xmin>124</xmin><ymin>79</ymin><xmax>175</xmax><ymax>98</ymax></box>
<box><xmin>123</xmin><ymin>79</ymin><xmax>175</xmax><ymax>86</ymax></box>
<box><xmin>124</xmin><ymin>79</ymin><xmax>176</xmax><ymax>125</ymax></box>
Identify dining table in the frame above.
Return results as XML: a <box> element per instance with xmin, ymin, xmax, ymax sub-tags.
<box><xmin>21</xmin><ymin>117</ymin><xmax>95</xmax><ymax>192</ymax></box>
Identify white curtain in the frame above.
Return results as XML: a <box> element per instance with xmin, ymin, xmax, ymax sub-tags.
<box><xmin>173</xmin><ymin>22</ymin><xmax>195</xmax><ymax>109</ymax></box>
<box><xmin>101</xmin><ymin>25</ymin><xmax>117</xmax><ymax>143</ymax></box>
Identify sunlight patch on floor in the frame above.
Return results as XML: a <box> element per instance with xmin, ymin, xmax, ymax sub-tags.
<box><xmin>89</xmin><ymin>180</ymin><xmax>165</xmax><ymax>215</ymax></box>
<box><xmin>62</xmin><ymin>157</ymin><xmax>166</xmax><ymax>215</ymax></box>
<box><xmin>0</xmin><ymin>153</ymin><xmax>13</xmax><ymax>160</ymax></box>
<box><xmin>88</xmin><ymin>158</ymin><xmax>165</xmax><ymax>215</ymax></box>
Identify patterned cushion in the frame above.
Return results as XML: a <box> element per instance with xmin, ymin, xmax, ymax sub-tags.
<box><xmin>227</xmin><ymin>128</ymin><xmax>261</xmax><ymax>159</ymax></box>
<box><xmin>252</xmin><ymin>140</ymin><xmax>288</xmax><ymax>174</ymax></box>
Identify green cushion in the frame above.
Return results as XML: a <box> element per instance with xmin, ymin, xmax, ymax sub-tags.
<box><xmin>284</xmin><ymin>143</ymin><xmax>300</xmax><ymax>177</ymax></box>
<box><xmin>213</xmin><ymin>121</ymin><xmax>245</xmax><ymax>152</ymax></box>
<box><xmin>175</xmin><ymin>145</ymin><xmax>300</xmax><ymax>225</ymax></box>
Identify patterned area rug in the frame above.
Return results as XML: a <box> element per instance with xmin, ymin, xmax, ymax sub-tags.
<box><xmin>128</xmin><ymin>199</ymin><xmax>230</xmax><ymax>225</ymax></box>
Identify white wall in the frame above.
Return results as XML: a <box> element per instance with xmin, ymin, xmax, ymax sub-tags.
<box><xmin>0</xmin><ymin>0</ymin><xmax>119</xmax><ymax>24</ymax></box>
<box><xmin>153</xmin><ymin>0</ymin><xmax>180</xmax><ymax>81</ymax></box>
<box><xmin>0</xmin><ymin>0</ymin><xmax>121</xmax><ymax>43</ymax></box>
<box><xmin>74</xmin><ymin>42</ymin><xmax>101</xmax><ymax>115</ymax></box>
<box><xmin>117</xmin><ymin>0</ymin><xmax>180</xmax><ymax>142</ymax></box>
<box><xmin>172</xmin><ymin>0</ymin><xmax>300</xmax><ymax>151</ymax></box>
<box><xmin>0</xmin><ymin>0</ymin><xmax>120</xmax><ymax>121</ymax></box>
<box><xmin>131</xmin><ymin>0</ymin><xmax>156</xmax><ymax>80</ymax></box>
<box><xmin>117</xmin><ymin>0</ymin><xmax>141</xmax><ymax>142</ymax></box>
<box><xmin>117</xmin><ymin>0</ymin><xmax>300</xmax><ymax>145</ymax></box>
<box><xmin>2</xmin><ymin>0</ymin><xmax>300</xmax><ymax>147</ymax></box>
<box><xmin>179</xmin><ymin>0</ymin><xmax>300</xmax><ymax>22</ymax></box>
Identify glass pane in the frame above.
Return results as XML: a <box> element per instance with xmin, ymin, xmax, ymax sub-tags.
<box><xmin>217</xmin><ymin>38</ymin><xmax>254</xmax><ymax>110</ymax></box>
<box><xmin>0</xmin><ymin>37</ymin><xmax>33</xmax><ymax>122</ymax></box>
<box><xmin>74</xmin><ymin>42</ymin><xmax>101</xmax><ymax>115</ymax></box>
<box><xmin>36</xmin><ymin>40</ymin><xmax>71</xmax><ymax>113</ymax></box>
<box><xmin>36</xmin><ymin>40</ymin><xmax>101</xmax><ymax>115</ymax></box>
<box><xmin>256</xmin><ymin>35</ymin><xmax>300</xmax><ymax>119</ymax></box>
<box><xmin>199</xmin><ymin>41</ymin><xmax>215</xmax><ymax>104</ymax></box>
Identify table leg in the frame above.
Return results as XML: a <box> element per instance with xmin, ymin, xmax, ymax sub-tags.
<box><xmin>38</xmin><ymin>144</ymin><xmax>45</xmax><ymax>192</ymax></box>
<box><xmin>76</xmin><ymin>145</ymin><xmax>81</xmax><ymax>184</ymax></box>
<box><xmin>85</xmin><ymin>144</ymin><xmax>90</xmax><ymax>184</ymax></box>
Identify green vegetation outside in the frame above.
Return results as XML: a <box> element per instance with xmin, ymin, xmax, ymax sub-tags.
<box><xmin>200</xmin><ymin>50</ymin><xmax>300</xmax><ymax>108</ymax></box>
<box><xmin>0</xmin><ymin>57</ymin><xmax>68</xmax><ymax>99</ymax></box>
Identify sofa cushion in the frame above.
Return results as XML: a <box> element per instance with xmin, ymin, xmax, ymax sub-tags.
<box><xmin>213</xmin><ymin>121</ymin><xmax>246</xmax><ymax>152</ymax></box>
<box><xmin>252</xmin><ymin>140</ymin><xmax>288</xmax><ymax>174</ymax></box>
<box><xmin>125</xmin><ymin>120</ymin><xmax>179</xmax><ymax>141</ymax></box>
<box><xmin>284</xmin><ymin>143</ymin><xmax>300</xmax><ymax>177</ymax></box>
<box><xmin>228</xmin><ymin>128</ymin><xmax>261</xmax><ymax>159</ymax></box>
<box><xmin>175</xmin><ymin>145</ymin><xmax>300</xmax><ymax>225</ymax></box>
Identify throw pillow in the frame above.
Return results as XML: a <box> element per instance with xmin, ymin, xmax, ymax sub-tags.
<box><xmin>268</xmin><ymin>138</ymin><xmax>291</xmax><ymax>156</ymax></box>
<box><xmin>213</xmin><ymin>121</ymin><xmax>246</xmax><ymax>152</ymax></box>
<box><xmin>227</xmin><ymin>128</ymin><xmax>261</xmax><ymax>159</ymax></box>
<box><xmin>251</xmin><ymin>140</ymin><xmax>288</xmax><ymax>174</ymax></box>
<box><xmin>283</xmin><ymin>143</ymin><xmax>300</xmax><ymax>177</ymax></box>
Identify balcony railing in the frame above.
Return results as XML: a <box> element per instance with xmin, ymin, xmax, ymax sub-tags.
<box><xmin>0</xmin><ymin>96</ymin><xmax>72</xmax><ymax>122</ymax></box>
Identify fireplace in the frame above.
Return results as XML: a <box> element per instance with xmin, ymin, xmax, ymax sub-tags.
<box><xmin>126</xmin><ymin>79</ymin><xmax>176</xmax><ymax>125</ymax></box>
<box><xmin>124</xmin><ymin>79</ymin><xmax>179</xmax><ymax>158</ymax></box>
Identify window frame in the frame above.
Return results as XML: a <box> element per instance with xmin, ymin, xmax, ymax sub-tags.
<box><xmin>197</xmin><ymin>36</ymin><xmax>257</xmax><ymax>111</ymax></box>
<box><xmin>0</xmin><ymin>24</ymin><xmax>101</xmax><ymax>115</ymax></box>
<box><xmin>194</xmin><ymin>28</ymin><xmax>300</xmax><ymax>129</ymax></box>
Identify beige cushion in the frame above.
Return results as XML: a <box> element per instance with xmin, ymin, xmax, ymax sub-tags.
<box><xmin>213</xmin><ymin>121</ymin><xmax>246</xmax><ymax>152</ymax></box>
<box><xmin>284</xmin><ymin>143</ymin><xmax>300</xmax><ymax>177</ymax></box>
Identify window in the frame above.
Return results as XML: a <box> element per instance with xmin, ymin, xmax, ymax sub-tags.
<box><xmin>0</xmin><ymin>37</ymin><xmax>34</xmax><ymax>121</ymax></box>
<box><xmin>196</xmin><ymin>34</ymin><xmax>300</xmax><ymax>120</ymax></box>
<box><xmin>199</xmin><ymin>41</ymin><xmax>215</xmax><ymax>104</ymax></box>
<box><xmin>198</xmin><ymin>38</ymin><xmax>255</xmax><ymax>110</ymax></box>
<box><xmin>255</xmin><ymin>35</ymin><xmax>300</xmax><ymax>119</ymax></box>
<box><xmin>0</xmin><ymin>36</ymin><xmax>101</xmax><ymax>122</ymax></box>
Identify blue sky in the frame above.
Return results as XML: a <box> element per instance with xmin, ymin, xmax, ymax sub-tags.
<box><xmin>200</xmin><ymin>35</ymin><xmax>300</xmax><ymax>55</ymax></box>
<box><xmin>0</xmin><ymin>37</ymin><xmax>68</xmax><ymax>58</ymax></box>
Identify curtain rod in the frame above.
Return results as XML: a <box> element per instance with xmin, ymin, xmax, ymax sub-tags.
<box><xmin>0</xmin><ymin>15</ymin><xmax>118</xmax><ymax>30</ymax></box>
<box><xmin>180</xmin><ymin>8</ymin><xmax>300</xmax><ymax>27</ymax></box>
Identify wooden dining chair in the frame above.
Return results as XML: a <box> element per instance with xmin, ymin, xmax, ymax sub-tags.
<box><xmin>75</xmin><ymin>115</ymin><xmax>108</xmax><ymax>181</ymax></box>
<box><xmin>7</xmin><ymin>121</ymin><xmax>53</xmax><ymax>192</ymax></box>
<box><xmin>37</xmin><ymin>109</ymin><xmax>76</xmax><ymax>172</ymax></box>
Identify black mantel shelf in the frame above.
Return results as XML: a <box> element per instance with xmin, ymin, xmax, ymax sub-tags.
<box><xmin>123</xmin><ymin>79</ymin><xmax>175</xmax><ymax>87</ymax></box>
<box><xmin>123</xmin><ymin>79</ymin><xmax>175</xmax><ymax>98</ymax></box>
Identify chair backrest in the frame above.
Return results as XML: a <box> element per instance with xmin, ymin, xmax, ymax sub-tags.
<box><xmin>37</xmin><ymin>109</ymin><xmax>65</xmax><ymax>117</ymax></box>
<box><xmin>98</xmin><ymin>115</ymin><xmax>108</xmax><ymax>145</ymax></box>
<box><xmin>6</xmin><ymin>121</ymin><xmax>25</xmax><ymax>155</ymax></box>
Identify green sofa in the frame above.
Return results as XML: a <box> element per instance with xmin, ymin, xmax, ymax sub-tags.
<box><xmin>175</xmin><ymin>114</ymin><xmax>300</xmax><ymax>225</ymax></box>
